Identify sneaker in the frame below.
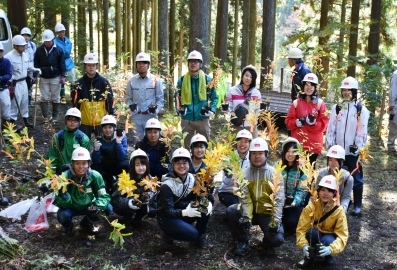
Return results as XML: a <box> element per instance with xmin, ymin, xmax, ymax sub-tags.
<box><xmin>80</xmin><ymin>216</ymin><xmax>99</xmax><ymax>235</ymax></box>
<box><xmin>234</xmin><ymin>241</ymin><xmax>249</xmax><ymax>256</ymax></box>
<box><xmin>60</xmin><ymin>97</ymin><xmax>67</xmax><ymax>104</ymax></box>
<box><xmin>193</xmin><ymin>235</ymin><xmax>214</xmax><ymax>249</ymax></box>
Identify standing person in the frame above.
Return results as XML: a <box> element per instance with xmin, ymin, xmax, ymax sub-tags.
<box><xmin>225</xmin><ymin>65</ymin><xmax>261</xmax><ymax>137</ymax></box>
<box><xmin>71</xmin><ymin>53</ymin><xmax>114</xmax><ymax>139</ymax></box>
<box><xmin>54</xmin><ymin>23</ymin><xmax>75</xmax><ymax>105</ymax></box>
<box><xmin>91</xmin><ymin>115</ymin><xmax>129</xmax><ymax>192</ymax></box>
<box><xmin>287</xmin><ymin>48</ymin><xmax>311</xmax><ymax>101</ymax></box>
<box><xmin>326</xmin><ymin>76</ymin><xmax>369</xmax><ymax>217</ymax></box>
<box><xmin>48</xmin><ymin>108</ymin><xmax>90</xmax><ymax>174</ymax></box>
<box><xmin>175</xmin><ymin>50</ymin><xmax>218</xmax><ymax>149</ymax></box>
<box><xmin>157</xmin><ymin>147</ymin><xmax>213</xmax><ymax>248</ymax></box>
<box><xmin>285</xmin><ymin>73</ymin><xmax>328</xmax><ymax>166</ymax></box>
<box><xmin>20</xmin><ymin>27</ymin><xmax>36</xmax><ymax>106</ymax></box>
<box><xmin>218</xmin><ymin>129</ymin><xmax>252</xmax><ymax>207</ymax></box>
<box><xmin>226</xmin><ymin>138</ymin><xmax>285</xmax><ymax>256</ymax></box>
<box><xmin>135</xmin><ymin>118</ymin><xmax>170</xmax><ymax>180</ymax></box>
<box><xmin>316</xmin><ymin>145</ymin><xmax>353</xmax><ymax>213</ymax></box>
<box><xmin>296</xmin><ymin>175</ymin><xmax>348</xmax><ymax>268</ymax></box>
<box><xmin>387</xmin><ymin>69</ymin><xmax>397</xmax><ymax>155</ymax></box>
<box><xmin>0</xmin><ymin>42</ymin><xmax>15</xmax><ymax>131</ymax></box>
<box><xmin>280</xmin><ymin>137</ymin><xmax>308</xmax><ymax>235</ymax></box>
<box><xmin>54</xmin><ymin>147</ymin><xmax>113</xmax><ymax>236</ymax></box>
<box><xmin>5</xmin><ymin>35</ymin><xmax>41</xmax><ymax>128</ymax></box>
<box><xmin>34</xmin><ymin>29</ymin><xmax>65</xmax><ymax>123</ymax></box>
<box><xmin>125</xmin><ymin>52</ymin><xmax>164</xmax><ymax>142</ymax></box>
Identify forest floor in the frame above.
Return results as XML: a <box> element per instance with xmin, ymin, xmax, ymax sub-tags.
<box><xmin>0</xmin><ymin>100</ymin><xmax>397</xmax><ymax>270</ymax></box>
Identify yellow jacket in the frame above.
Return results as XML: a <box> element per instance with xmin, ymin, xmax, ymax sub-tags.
<box><xmin>296</xmin><ymin>199</ymin><xmax>348</xmax><ymax>256</ymax></box>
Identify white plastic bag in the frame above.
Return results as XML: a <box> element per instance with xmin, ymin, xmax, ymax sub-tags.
<box><xmin>0</xmin><ymin>197</ymin><xmax>37</xmax><ymax>221</ymax></box>
<box><xmin>24</xmin><ymin>198</ymin><xmax>49</xmax><ymax>232</ymax></box>
<box><xmin>42</xmin><ymin>193</ymin><xmax>58</xmax><ymax>213</ymax></box>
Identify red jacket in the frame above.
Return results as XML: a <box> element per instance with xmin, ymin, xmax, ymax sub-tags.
<box><xmin>285</xmin><ymin>98</ymin><xmax>329</xmax><ymax>154</ymax></box>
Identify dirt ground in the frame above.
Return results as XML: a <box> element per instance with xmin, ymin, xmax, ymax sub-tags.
<box><xmin>0</xmin><ymin>101</ymin><xmax>397</xmax><ymax>270</ymax></box>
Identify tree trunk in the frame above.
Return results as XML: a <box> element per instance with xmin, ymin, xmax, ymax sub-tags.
<box><xmin>102</xmin><ymin>0</ymin><xmax>109</xmax><ymax>68</ymax></box>
<box><xmin>248</xmin><ymin>0</ymin><xmax>256</xmax><ymax>65</ymax></box>
<box><xmin>169</xmin><ymin>0</ymin><xmax>176</xmax><ymax>76</ymax></box>
<box><xmin>318</xmin><ymin>0</ymin><xmax>330</xmax><ymax>89</ymax></box>
<box><xmin>6</xmin><ymin>0</ymin><xmax>27</xmax><ymax>33</ymax></box>
<box><xmin>214</xmin><ymin>0</ymin><xmax>229</xmax><ymax>66</ymax></box>
<box><xmin>151</xmin><ymin>0</ymin><xmax>158</xmax><ymax>52</ymax></box>
<box><xmin>88</xmin><ymin>0</ymin><xmax>94</xmax><ymax>52</ymax></box>
<box><xmin>115</xmin><ymin>0</ymin><xmax>121</xmax><ymax>59</ymax></box>
<box><xmin>60</xmin><ymin>5</ymin><xmax>71</xmax><ymax>37</ymax></box>
<box><xmin>232</xmin><ymin>0</ymin><xmax>239</xmax><ymax>85</ymax></box>
<box><xmin>347</xmin><ymin>0</ymin><xmax>360</xmax><ymax>77</ymax></box>
<box><xmin>124</xmin><ymin>0</ymin><xmax>132</xmax><ymax>67</ymax></box>
<box><xmin>96</xmin><ymin>0</ymin><xmax>101</xmax><ymax>68</ymax></box>
<box><xmin>260</xmin><ymin>0</ymin><xmax>276</xmax><ymax>89</ymax></box>
<box><xmin>367</xmin><ymin>0</ymin><xmax>381</xmax><ymax>66</ymax></box>
<box><xmin>77</xmin><ymin>0</ymin><xmax>87</xmax><ymax>62</ymax></box>
<box><xmin>158</xmin><ymin>0</ymin><xmax>168</xmax><ymax>68</ymax></box>
<box><xmin>241</xmin><ymin>0</ymin><xmax>250</xmax><ymax>68</ymax></box>
<box><xmin>337</xmin><ymin>0</ymin><xmax>347</xmax><ymax>72</ymax></box>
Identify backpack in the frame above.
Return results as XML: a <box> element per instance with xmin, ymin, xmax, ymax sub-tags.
<box><xmin>57</xmin><ymin>129</ymin><xmax>85</xmax><ymax>150</ymax></box>
<box><xmin>335</xmin><ymin>102</ymin><xmax>362</xmax><ymax>117</ymax></box>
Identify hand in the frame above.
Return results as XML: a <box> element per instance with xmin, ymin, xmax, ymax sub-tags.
<box><xmin>128</xmin><ymin>199</ymin><xmax>140</xmax><ymax>210</ymax></box>
<box><xmin>129</xmin><ymin>104</ymin><xmax>137</xmax><ymax>112</ymax></box>
<box><xmin>35</xmin><ymin>68</ymin><xmax>42</xmax><ymax>76</ymax></box>
<box><xmin>291</xmin><ymin>201</ymin><xmax>296</xmax><ymax>207</ymax></box>
<box><xmin>303</xmin><ymin>245</ymin><xmax>310</xmax><ymax>257</ymax></box>
<box><xmin>182</xmin><ymin>203</ymin><xmax>201</xmax><ymax>218</ymax></box>
<box><xmin>239</xmin><ymin>216</ymin><xmax>252</xmax><ymax>231</ymax></box>
<box><xmin>306</xmin><ymin>116</ymin><xmax>316</xmax><ymax>125</ymax></box>
<box><xmin>350</xmin><ymin>149</ymin><xmax>359</xmax><ymax>156</ymax></box>
<box><xmin>31</xmin><ymin>77</ymin><xmax>37</xmax><ymax>84</ymax></box>
<box><xmin>60</xmin><ymin>76</ymin><xmax>66</xmax><ymax>85</ymax></box>
<box><xmin>206</xmin><ymin>201</ymin><xmax>213</xmax><ymax>216</ymax></box>
<box><xmin>93</xmin><ymin>139</ymin><xmax>102</xmax><ymax>151</ymax></box>
<box><xmin>204</xmin><ymin>111</ymin><xmax>214</xmax><ymax>117</ymax></box>
<box><xmin>296</xmin><ymin>119</ymin><xmax>303</xmax><ymax>127</ymax></box>
<box><xmin>319</xmin><ymin>245</ymin><xmax>332</xmax><ymax>257</ymax></box>
<box><xmin>115</xmin><ymin>135</ymin><xmax>123</xmax><ymax>144</ymax></box>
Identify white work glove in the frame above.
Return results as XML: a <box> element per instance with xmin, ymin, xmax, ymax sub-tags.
<box><xmin>115</xmin><ymin>133</ymin><xmax>123</xmax><ymax>144</ymax></box>
<box><xmin>182</xmin><ymin>203</ymin><xmax>201</xmax><ymax>218</ymax></box>
<box><xmin>291</xmin><ymin>201</ymin><xmax>296</xmax><ymax>207</ymax></box>
<box><xmin>93</xmin><ymin>140</ymin><xmax>102</xmax><ymax>151</ymax></box>
<box><xmin>204</xmin><ymin>111</ymin><xmax>214</xmax><ymax>117</ymax></box>
<box><xmin>206</xmin><ymin>201</ymin><xmax>213</xmax><ymax>216</ymax></box>
<box><xmin>296</xmin><ymin>119</ymin><xmax>303</xmax><ymax>127</ymax></box>
<box><xmin>35</xmin><ymin>68</ymin><xmax>42</xmax><ymax>75</ymax></box>
<box><xmin>306</xmin><ymin>116</ymin><xmax>316</xmax><ymax>125</ymax></box>
<box><xmin>303</xmin><ymin>245</ymin><xmax>310</xmax><ymax>257</ymax></box>
<box><xmin>319</xmin><ymin>246</ymin><xmax>332</xmax><ymax>257</ymax></box>
<box><xmin>128</xmin><ymin>199</ymin><xmax>140</xmax><ymax>210</ymax></box>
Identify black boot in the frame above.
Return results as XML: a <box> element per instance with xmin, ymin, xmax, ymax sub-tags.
<box><xmin>23</xmin><ymin>118</ymin><xmax>34</xmax><ymax>128</ymax></box>
<box><xmin>8</xmin><ymin>119</ymin><xmax>24</xmax><ymax>133</ymax></box>
<box><xmin>39</xmin><ymin>102</ymin><xmax>50</xmax><ymax>122</ymax></box>
<box><xmin>52</xmin><ymin>102</ymin><xmax>60</xmax><ymax>122</ymax></box>
<box><xmin>297</xmin><ymin>257</ymin><xmax>313</xmax><ymax>269</ymax></box>
<box><xmin>351</xmin><ymin>186</ymin><xmax>363</xmax><ymax>217</ymax></box>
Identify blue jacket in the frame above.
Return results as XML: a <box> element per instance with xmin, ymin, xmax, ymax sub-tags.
<box><xmin>291</xmin><ymin>60</ymin><xmax>311</xmax><ymax>100</ymax></box>
<box><xmin>282</xmin><ymin>166</ymin><xmax>308</xmax><ymax>207</ymax></box>
<box><xmin>0</xmin><ymin>57</ymin><xmax>12</xmax><ymax>89</ymax></box>
<box><xmin>91</xmin><ymin>136</ymin><xmax>128</xmax><ymax>165</ymax></box>
<box><xmin>34</xmin><ymin>43</ymin><xmax>66</xmax><ymax>79</ymax></box>
<box><xmin>54</xmin><ymin>36</ymin><xmax>75</xmax><ymax>72</ymax></box>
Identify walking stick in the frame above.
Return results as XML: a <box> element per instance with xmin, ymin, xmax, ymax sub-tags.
<box><xmin>33</xmin><ymin>77</ymin><xmax>39</xmax><ymax>128</ymax></box>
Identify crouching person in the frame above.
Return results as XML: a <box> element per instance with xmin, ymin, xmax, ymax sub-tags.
<box><xmin>296</xmin><ymin>175</ymin><xmax>348</xmax><ymax>269</ymax></box>
<box><xmin>157</xmin><ymin>148</ymin><xmax>213</xmax><ymax>248</ymax></box>
<box><xmin>54</xmin><ymin>147</ymin><xmax>113</xmax><ymax>236</ymax></box>
<box><xmin>226</xmin><ymin>138</ymin><xmax>285</xmax><ymax>256</ymax></box>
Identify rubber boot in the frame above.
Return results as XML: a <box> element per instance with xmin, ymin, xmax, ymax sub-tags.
<box><xmin>8</xmin><ymin>119</ymin><xmax>24</xmax><ymax>133</ymax></box>
<box><xmin>39</xmin><ymin>102</ymin><xmax>49</xmax><ymax>122</ymax></box>
<box><xmin>23</xmin><ymin>118</ymin><xmax>34</xmax><ymax>128</ymax></box>
<box><xmin>351</xmin><ymin>186</ymin><xmax>363</xmax><ymax>217</ymax></box>
<box><xmin>52</xmin><ymin>102</ymin><xmax>60</xmax><ymax>122</ymax></box>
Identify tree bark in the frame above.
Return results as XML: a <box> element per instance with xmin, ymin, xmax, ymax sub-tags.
<box><xmin>158</xmin><ymin>0</ymin><xmax>168</xmax><ymax>68</ymax></box>
<box><xmin>88</xmin><ymin>0</ymin><xmax>94</xmax><ymax>52</ymax></box>
<box><xmin>77</xmin><ymin>0</ymin><xmax>87</xmax><ymax>62</ymax></box>
<box><xmin>241</xmin><ymin>0</ymin><xmax>250</xmax><ymax>68</ymax></box>
<box><xmin>232</xmin><ymin>0</ymin><xmax>239</xmax><ymax>85</ymax></box>
<box><xmin>214</xmin><ymin>0</ymin><xmax>229</xmax><ymax>66</ymax></box>
<box><xmin>248</xmin><ymin>0</ymin><xmax>256</xmax><ymax>65</ymax></box>
<box><xmin>102</xmin><ymin>0</ymin><xmax>109</xmax><ymax>68</ymax></box>
<box><xmin>260</xmin><ymin>0</ymin><xmax>276</xmax><ymax>89</ymax></box>
<box><xmin>367</xmin><ymin>0</ymin><xmax>381</xmax><ymax>66</ymax></box>
<box><xmin>115</xmin><ymin>0</ymin><xmax>121</xmax><ymax>59</ymax></box>
<box><xmin>347</xmin><ymin>0</ymin><xmax>360</xmax><ymax>77</ymax></box>
<box><xmin>169</xmin><ymin>0</ymin><xmax>176</xmax><ymax>75</ymax></box>
<box><xmin>337</xmin><ymin>0</ymin><xmax>347</xmax><ymax>71</ymax></box>
<box><xmin>6</xmin><ymin>0</ymin><xmax>27</xmax><ymax>33</ymax></box>
<box><xmin>318</xmin><ymin>0</ymin><xmax>330</xmax><ymax>89</ymax></box>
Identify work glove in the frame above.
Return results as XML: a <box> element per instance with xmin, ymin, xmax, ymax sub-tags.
<box><xmin>115</xmin><ymin>135</ymin><xmax>123</xmax><ymax>144</ymax></box>
<box><xmin>206</xmin><ymin>201</ymin><xmax>213</xmax><ymax>216</ymax></box>
<box><xmin>93</xmin><ymin>139</ymin><xmax>102</xmax><ymax>151</ymax></box>
<box><xmin>239</xmin><ymin>216</ymin><xmax>252</xmax><ymax>231</ymax></box>
<box><xmin>35</xmin><ymin>68</ymin><xmax>42</xmax><ymax>76</ymax></box>
<box><xmin>182</xmin><ymin>203</ymin><xmax>201</xmax><ymax>218</ymax></box>
<box><xmin>129</xmin><ymin>104</ymin><xmax>137</xmax><ymax>112</ymax></box>
<box><xmin>319</xmin><ymin>245</ymin><xmax>332</xmax><ymax>257</ymax></box>
<box><xmin>128</xmin><ymin>199</ymin><xmax>140</xmax><ymax>210</ymax></box>
<box><xmin>303</xmin><ymin>245</ymin><xmax>310</xmax><ymax>257</ymax></box>
<box><xmin>291</xmin><ymin>200</ymin><xmax>296</xmax><ymax>207</ymax></box>
<box><xmin>87</xmin><ymin>203</ymin><xmax>101</xmax><ymax>216</ymax></box>
<box><xmin>350</xmin><ymin>149</ymin><xmax>359</xmax><ymax>156</ymax></box>
<box><xmin>60</xmin><ymin>76</ymin><xmax>66</xmax><ymax>85</ymax></box>
<box><xmin>296</xmin><ymin>118</ymin><xmax>303</xmax><ymax>127</ymax></box>
<box><xmin>306</xmin><ymin>115</ymin><xmax>316</xmax><ymax>125</ymax></box>
<box><xmin>178</xmin><ymin>106</ymin><xmax>187</xmax><ymax>116</ymax></box>
<box><xmin>204</xmin><ymin>111</ymin><xmax>214</xmax><ymax>117</ymax></box>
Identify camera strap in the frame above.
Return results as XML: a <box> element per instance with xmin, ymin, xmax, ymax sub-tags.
<box><xmin>313</xmin><ymin>205</ymin><xmax>339</xmax><ymax>225</ymax></box>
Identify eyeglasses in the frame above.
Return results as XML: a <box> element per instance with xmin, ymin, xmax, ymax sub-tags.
<box><xmin>174</xmin><ymin>161</ymin><xmax>189</xmax><ymax>166</ymax></box>
<box><xmin>188</xmin><ymin>60</ymin><xmax>200</xmax><ymax>64</ymax></box>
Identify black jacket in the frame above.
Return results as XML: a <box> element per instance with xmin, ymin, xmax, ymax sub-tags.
<box><xmin>34</xmin><ymin>44</ymin><xmax>65</xmax><ymax>79</ymax></box>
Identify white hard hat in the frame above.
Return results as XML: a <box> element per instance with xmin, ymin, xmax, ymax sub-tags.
<box><xmin>84</xmin><ymin>53</ymin><xmax>99</xmax><ymax>64</ymax></box>
<box><xmin>20</xmin><ymin>27</ymin><xmax>32</xmax><ymax>36</ymax></box>
<box><xmin>129</xmin><ymin>148</ymin><xmax>149</xmax><ymax>162</ymax></box>
<box><xmin>101</xmin><ymin>115</ymin><xmax>117</xmax><ymax>126</ymax></box>
<box><xmin>171</xmin><ymin>147</ymin><xmax>192</xmax><ymax>163</ymax></box>
<box><xmin>55</xmin><ymin>23</ymin><xmax>66</xmax><ymax>32</ymax></box>
<box><xmin>249</xmin><ymin>138</ymin><xmax>269</xmax><ymax>152</ymax></box>
<box><xmin>241</xmin><ymin>64</ymin><xmax>257</xmax><ymax>77</ymax></box>
<box><xmin>302</xmin><ymin>73</ymin><xmax>319</xmax><ymax>85</ymax></box>
<box><xmin>145</xmin><ymin>118</ymin><xmax>161</xmax><ymax>130</ymax></box>
<box><xmin>71</xmin><ymin>147</ymin><xmax>91</xmax><ymax>161</ymax></box>
<box><xmin>281</xmin><ymin>137</ymin><xmax>300</xmax><ymax>149</ymax></box>
<box><xmin>340</xmin><ymin>76</ymin><xmax>358</xmax><ymax>89</ymax></box>
<box><xmin>236</xmin><ymin>129</ymin><xmax>253</xmax><ymax>140</ymax></box>
<box><xmin>327</xmin><ymin>145</ymin><xmax>345</xmax><ymax>160</ymax></box>
<box><xmin>65</xmin><ymin>108</ymin><xmax>81</xmax><ymax>119</ymax></box>
<box><xmin>12</xmin><ymin>35</ymin><xmax>27</xmax><ymax>46</ymax></box>
<box><xmin>190</xmin><ymin>133</ymin><xmax>208</xmax><ymax>148</ymax></box>
<box><xmin>135</xmin><ymin>52</ymin><xmax>150</xmax><ymax>63</ymax></box>
<box><xmin>318</xmin><ymin>175</ymin><xmax>338</xmax><ymax>190</ymax></box>
<box><xmin>42</xmin><ymin>29</ymin><xmax>55</xmax><ymax>42</ymax></box>
<box><xmin>187</xmin><ymin>50</ymin><xmax>203</xmax><ymax>62</ymax></box>
<box><xmin>0</xmin><ymin>43</ymin><xmax>4</xmax><ymax>51</ymax></box>
<box><xmin>288</xmin><ymin>47</ymin><xmax>303</xmax><ymax>59</ymax></box>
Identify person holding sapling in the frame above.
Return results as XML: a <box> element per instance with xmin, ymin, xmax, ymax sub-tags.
<box><xmin>188</xmin><ymin>133</ymin><xmax>208</xmax><ymax>175</ymax></box>
<box><xmin>54</xmin><ymin>147</ymin><xmax>112</xmax><ymax>236</ymax></box>
<box><xmin>218</xmin><ymin>129</ymin><xmax>252</xmax><ymax>207</ymax></box>
<box><xmin>226</xmin><ymin>138</ymin><xmax>285</xmax><ymax>257</ymax></box>
<box><xmin>316</xmin><ymin>145</ymin><xmax>353</xmax><ymax>213</ymax></box>
<box><xmin>296</xmin><ymin>175</ymin><xmax>348</xmax><ymax>268</ymax></box>
<box><xmin>157</xmin><ymin>148</ymin><xmax>213</xmax><ymax>248</ymax></box>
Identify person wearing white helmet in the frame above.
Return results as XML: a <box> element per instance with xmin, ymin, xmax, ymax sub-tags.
<box><xmin>48</xmin><ymin>107</ymin><xmax>90</xmax><ymax>174</ymax></box>
<box><xmin>54</xmin><ymin>23</ymin><xmax>76</xmax><ymax>105</ymax></box>
<box><xmin>111</xmin><ymin>148</ymin><xmax>151</xmax><ymax>228</ymax></box>
<box><xmin>218</xmin><ymin>129</ymin><xmax>252</xmax><ymax>207</ymax></box>
<box><xmin>156</xmin><ymin>147</ymin><xmax>213</xmax><ymax>248</ymax></box>
<box><xmin>189</xmin><ymin>133</ymin><xmax>208</xmax><ymax>174</ymax></box>
<box><xmin>226</xmin><ymin>137</ymin><xmax>285</xmax><ymax>256</ymax></box>
<box><xmin>125</xmin><ymin>52</ymin><xmax>164</xmax><ymax>142</ymax></box>
<box><xmin>20</xmin><ymin>27</ymin><xmax>36</xmax><ymax>106</ymax></box>
<box><xmin>135</xmin><ymin>118</ymin><xmax>170</xmax><ymax>179</ymax></box>
<box><xmin>285</xmin><ymin>73</ymin><xmax>329</xmax><ymax>166</ymax></box>
<box><xmin>279</xmin><ymin>137</ymin><xmax>308</xmax><ymax>234</ymax></box>
<box><xmin>296</xmin><ymin>175</ymin><xmax>348</xmax><ymax>268</ymax></box>
<box><xmin>325</xmin><ymin>76</ymin><xmax>369</xmax><ymax>217</ymax></box>
<box><xmin>316</xmin><ymin>145</ymin><xmax>353</xmax><ymax>213</ymax></box>
<box><xmin>225</xmin><ymin>65</ymin><xmax>261</xmax><ymax>137</ymax></box>
<box><xmin>55</xmin><ymin>147</ymin><xmax>113</xmax><ymax>236</ymax></box>
<box><xmin>91</xmin><ymin>115</ymin><xmax>129</xmax><ymax>192</ymax></box>
<box><xmin>71</xmin><ymin>52</ymin><xmax>114</xmax><ymax>138</ymax></box>
<box><xmin>388</xmin><ymin>69</ymin><xmax>397</xmax><ymax>155</ymax></box>
<box><xmin>5</xmin><ymin>35</ymin><xmax>41</xmax><ymax>128</ymax></box>
<box><xmin>34</xmin><ymin>29</ymin><xmax>66</xmax><ymax>123</ymax></box>
<box><xmin>287</xmin><ymin>47</ymin><xmax>312</xmax><ymax>101</ymax></box>
<box><xmin>175</xmin><ymin>50</ymin><xmax>218</xmax><ymax>149</ymax></box>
